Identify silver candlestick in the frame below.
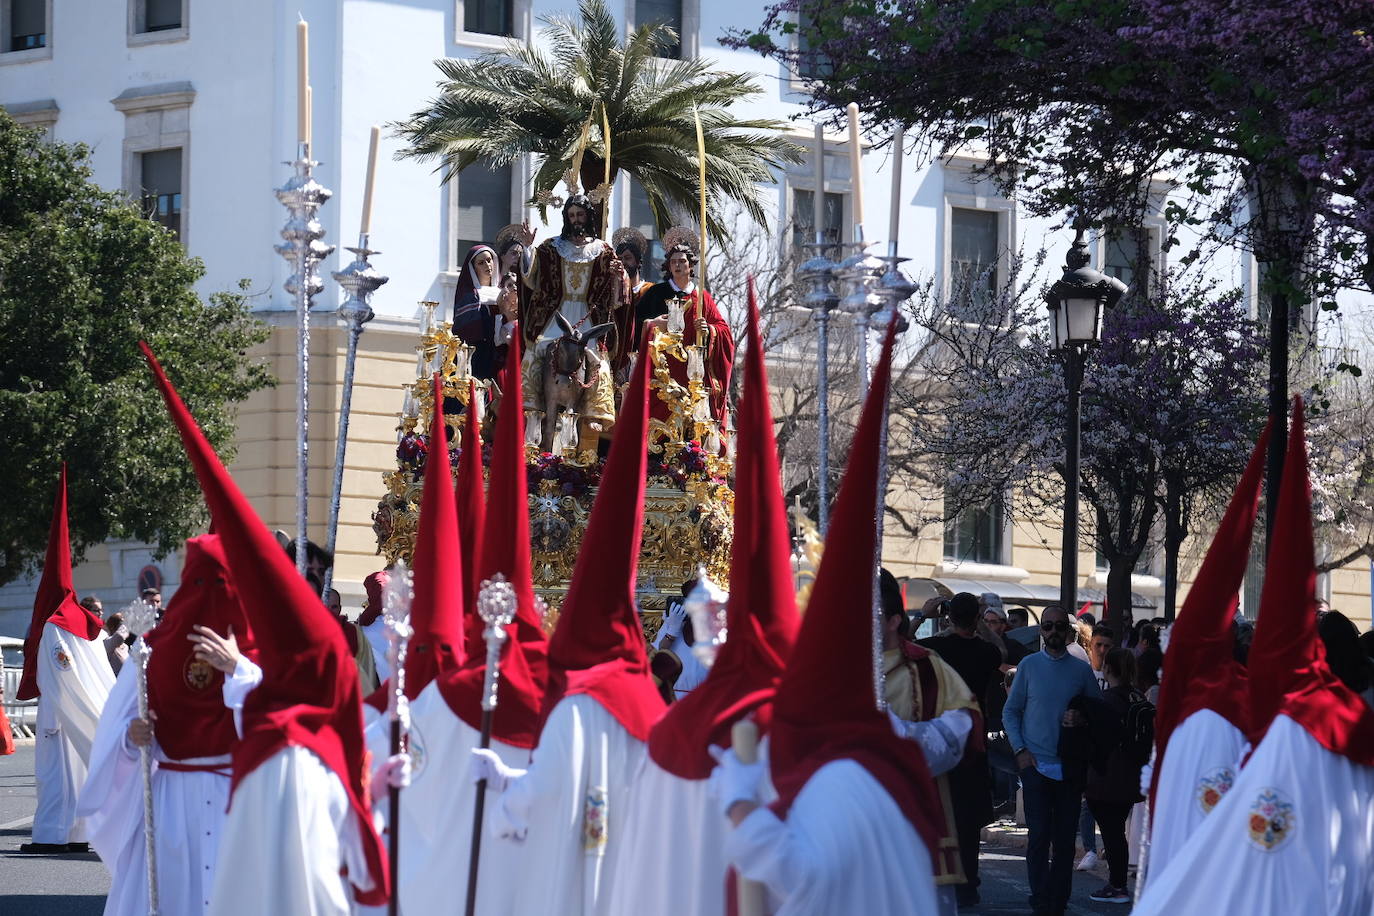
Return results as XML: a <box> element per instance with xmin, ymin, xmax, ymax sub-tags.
<box><xmin>321</xmin><ymin>234</ymin><xmax>388</xmax><ymax>596</ymax></box>
<box><xmin>798</xmin><ymin>241</ymin><xmax>839</xmax><ymax>534</ymax></box>
<box><xmin>123</xmin><ymin>598</ymin><xmax>160</xmax><ymax>916</ymax></box>
<box><xmin>275</xmin><ymin>142</ymin><xmax>335</xmax><ymax>578</ymax></box>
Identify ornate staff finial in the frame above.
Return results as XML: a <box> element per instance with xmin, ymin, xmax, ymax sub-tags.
<box><xmin>682</xmin><ymin>565</ymin><xmax>729</xmax><ymax>669</ymax></box>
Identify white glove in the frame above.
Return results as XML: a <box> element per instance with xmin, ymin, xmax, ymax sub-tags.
<box><xmin>707</xmin><ymin>746</ymin><xmax>766</xmax><ymax>819</ymax></box>
<box><xmin>1139</xmin><ymin>756</ymin><xmax>1154</xmax><ymax>797</ymax></box>
<box><xmin>370</xmin><ymin>753</ymin><xmax>412</xmax><ymax>800</ymax></box>
<box><xmin>469</xmin><ymin>747</ymin><xmax>525</xmax><ymax>794</ymax></box>
<box><xmin>661</xmin><ymin>602</ymin><xmax>687</xmax><ymax>640</ymax></box>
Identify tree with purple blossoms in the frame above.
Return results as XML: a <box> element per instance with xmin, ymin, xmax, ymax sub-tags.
<box><xmin>896</xmin><ymin>259</ymin><xmax>1267</xmax><ymax>627</ymax></box>
<box><xmin>733</xmin><ymin>0</ymin><xmax>1374</xmax><ymax>530</ymax></box>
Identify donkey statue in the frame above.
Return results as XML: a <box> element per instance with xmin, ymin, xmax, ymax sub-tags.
<box><xmin>540</xmin><ymin>311</ymin><xmax>615</xmax><ymax>453</ymax></box>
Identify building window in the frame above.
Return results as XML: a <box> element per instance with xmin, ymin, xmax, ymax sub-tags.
<box><xmin>140</xmin><ymin>148</ymin><xmax>183</xmax><ymax>240</ymax></box>
<box><xmin>628</xmin><ymin>178</ymin><xmax>666</xmax><ymax>283</ymax></box>
<box><xmin>6</xmin><ymin>0</ymin><xmax>46</xmax><ymax>51</ymax></box>
<box><xmin>944</xmin><ymin>490</ymin><xmax>1006</xmax><ymax>565</ymax></box>
<box><xmin>463</xmin><ymin>0</ymin><xmax>513</xmax><ymax>37</ymax></box>
<box><xmin>636</xmin><ymin>0</ymin><xmax>682</xmax><ymax>58</ymax></box>
<box><xmin>791</xmin><ymin>187</ymin><xmax>845</xmax><ymax>255</ymax></box>
<box><xmin>456</xmin><ymin>160</ymin><xmax>514</xmax><ymax>260</ymax></box>
<box><xmin>141</xmin><ymin>0</ymin><xmax>180</xmax><ymax>31</ymax></box>
<box><xmin>951</xmin><ymin>207</ymin><xmax>1000</xmax><ymax>293</ymax></box>
<box><xmin>1102</xmin><ymin>225</ymin><xmax>1157</xmax><ymax>294</ymax></box>
<box><xmin>794</xmin><ymin>6</ymin><xmax>831</xmax><ymax>80</ymax></box>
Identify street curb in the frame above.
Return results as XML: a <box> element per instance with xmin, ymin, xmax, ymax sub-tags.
<box><xmin>982</xmin><ymin>820</ymin><xmax>1029</xmax><ymax>850</ymax></box>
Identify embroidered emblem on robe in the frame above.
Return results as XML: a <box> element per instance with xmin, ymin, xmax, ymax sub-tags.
<box><xmin>185</xmin><ymin>656</ymin><xmax>215</xmax><ymax>690</ymax></box>
<box><xmin>1195</xmin><ymin>766</ymin><xmax>1235</xmax><ymax>814</ymax></box>
<box><xmin>583</xmin><ymin>786</ymin><xmax>608</xmax><ymax>851</ymax></box>
<box><xmin>53</xmin><ymin>645</ymin><xmax>71</xmax><ymax>670</ymax></box>
<box><xmin>1246</xmin><ymin>787</ymin><xmax>1295</xmax><ymax>851</ymax></box>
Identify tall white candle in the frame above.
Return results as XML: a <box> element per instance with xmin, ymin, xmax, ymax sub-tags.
<box><xmin>297</xmin><ymin>19</ymin><xmax>309</xmax><ymax>145</ymax></box>
<box><xmin>847</xmin><ymin>102</ymin><xmax>864</xmax><ymax>239</ymax></box>
<box><xmin>361</xmin><ymin>125</ymin><xmax>381</xmax><ymax>235</ymax></box>
<box><xmin>813</xmin><ymin>121</ymin><xmax>825</xmax><ymax>246</ymax></box>
<box><xmin>305</xmin><ymin>86</ymin><xmax>313</xmax><ymax>151</ymax></box>
<box><xmin>888</xmin><ymin>125</ymin><xmax>904</xmax><ymax>257</ymax></box>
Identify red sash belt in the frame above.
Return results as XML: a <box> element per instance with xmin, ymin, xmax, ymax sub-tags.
<box><xmin>159</xmin><ymin>760</ymin><xmax>231</xmax><ymax>775</ymax></box>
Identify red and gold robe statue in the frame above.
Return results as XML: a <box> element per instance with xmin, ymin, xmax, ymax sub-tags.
<box><xmin>634</xmin><ymin>279</ymin><xmax>735</xmax><ymax>447</ymax></box>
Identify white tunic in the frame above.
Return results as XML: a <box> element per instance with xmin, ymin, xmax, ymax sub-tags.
<box><xmin>487</xmin><ymin>694</ymin><xmax>647</xmax><ymax>916</ymax></box>
<box><xmin>724</xmin><ymin>759</ymin><xmax>940</xmax><ymax>915</ymax></box>
<box><xmin>360</xmin><ymin>619</ymin><xmax>392</xmax><ymax>684</ymax></box>
<box><xmin>358</xmin><ymin>680</ymin><xmax>530</xmax><ymax>916</ymax></box>
<box><xmin>32</xmin><ymin>620</ymin><xmax>115</xmax><ymax>844</ymax></box>
<box><xmin>603</xmin><ymin>758</ymin><xmax>754</xmax><ymax>916</ymax></box>
<box><xmin>206</xmin><ymin>745</ymin><xmax>374</xmax><ymax>916</ymax></box>
<box><xmin>1145</xmin><ymin>708</ymin><xmax>1246</xmax><ymax>884</ymax></box>
<box><xmin>77</xmin><ymin>657</ymin><xmax>263</xmax><ymax>916</ymax></box>
<box><xmin>1134</xmin><ymin>714</ymin><xmax>1374</xmax><ymax>915</ymax></box>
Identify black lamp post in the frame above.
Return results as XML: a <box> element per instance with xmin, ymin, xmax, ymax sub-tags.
<box><xmin>1044</xmin><ymin>223</ymin><xmax>1128</xmax><ymax>616</ymax></box>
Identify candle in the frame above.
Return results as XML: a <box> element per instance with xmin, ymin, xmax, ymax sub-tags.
<box><xmin>888</xmin><ymin>125</ymin><xmax>904</xmax><ymax>257</ymax></box>
<box><xmin>297</xmin><ymin>19</ymin><xmax>309</xmax><ymax>145</ymax></box>
<box><xmin>694</xmin><ymin>106</ymin><xmax>708</xmax><ymax>288</ymax></box>
<box><xmin>305</xmin><ymin>86</ymin><xmax>313</xmax><ymax>151</ymax></box>
<box><xmin>813</xmin><ymin>121</ymin><xmax>825</xmax><ymax>246</ymax></box>
<box><xmin>602</xmin><ymin>104</ymin><xmax>612</xmax><ymax>240</ymax></box>
<box><xmin>361</xmin><ymin>125</ymin><xmax>381</xmax><ymax>235</ymax></box>
<box><xmin>847</xmin><ymin>102</ymin><xmax>864</xmax><ymax>240</ymax></box>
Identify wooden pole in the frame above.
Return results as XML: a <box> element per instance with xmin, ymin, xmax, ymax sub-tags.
<box><xmin>731</xmin><ymin>719</ymin><xmax>765</xmax><ymax>916</ymax></box>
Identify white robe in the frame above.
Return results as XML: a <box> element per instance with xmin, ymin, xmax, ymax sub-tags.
<box><xmin>358</xmin><ymin>679</ymin><xmax>530</xmax><ymax>916</ymax></box>
<box><xmin>77</xmin><ymin>657</ymin><xmax>261</xmax><ymax>916</ymax></box>
<box><xmin>206</xmin><ymin>745</ymin><xmax>374</xmax><ymax>916</ymax></box>
<box><xmin>361</xmin><ymin>619</ymin><xmax>391</xmax><ymax>684</ymax></box>
<box><xmin>1134</xmin><ymin>714</ymin><xmax>1374</xmax><ymax>915</ymax></box>
<box><xmin>1146</xmin><ymin>708</ymin><xmax>1246</xmax><ymax>884</ymax></box>
<box><xmin>488</xmin><ymin>694</ymin><xmax>647</xmax><ymax>916</ymax></box>
<box><xmin>603</xmin><ymin>761</ymin><xmax>733</xmax><ymax>916</ymax></box>
<box><xmin>32</xmin><ymin>620</ymin><xmax>115</xmax><ymax>844</ymax></box>
<box><xmin>724</xmin><ymin>759</ymin><xmax>940</xmax><ymax>915</ymax></box>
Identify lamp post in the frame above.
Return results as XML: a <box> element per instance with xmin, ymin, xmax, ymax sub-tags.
<box><xmin>1044</xmin><ymin>223</ymin><xmax>1127</xmax><ymax>616</ymax></box>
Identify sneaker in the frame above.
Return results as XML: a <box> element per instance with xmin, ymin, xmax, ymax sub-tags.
<box><xmin>1075</xmin><ymin>850</ymin><xmax>1099</xmax><ymax>871</ymax></box>
<box><xmin>1089</xmin><ymin>884</ymin><xmax>1131</xmax><ymax>903</ymax></box>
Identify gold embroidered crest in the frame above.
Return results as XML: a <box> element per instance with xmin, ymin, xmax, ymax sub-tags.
<box><xmin>184</xmin><ymin>656</ymin><xmax>215</xmax><ymax>690</ymax></box>
<box><xmin>583</xmin><ymin>786</ymin><xmax>608</xmax><ymax>852</ymax></box>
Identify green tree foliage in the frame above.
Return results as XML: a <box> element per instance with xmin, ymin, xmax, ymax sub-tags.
<box><xmin>396</xmin><ymin>0</ymin><xmax>802</xmax><ymax>243</ymax></box>
<box><xmin>0</xmin><ymin>111</ymin><xmax>272</xmax><ymax>586</ymax></box>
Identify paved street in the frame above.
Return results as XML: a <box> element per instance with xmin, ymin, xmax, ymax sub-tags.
<box><xmin>1</xmin><ymin>743</ymin><xmax>108</xmax><ymax>915</ymax></box>
<box><xmin>0</xmin><ymin>742</ymin><xmax>1132</xmax><ymax>914</ymax></box>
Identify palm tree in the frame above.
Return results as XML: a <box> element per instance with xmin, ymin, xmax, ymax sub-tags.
<box><xmin>395</xmin><ymin>0</ymin><xmax>802</xmax><ymax>244</ymax></box>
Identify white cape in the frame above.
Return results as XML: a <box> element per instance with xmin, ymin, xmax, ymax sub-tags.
<box><xmin>33</xmin><ymin>620</ymin><xmax>115</xmax><ymax>844</ymax></box>
<box><xmin>1135</xmin><ymin>714</ymin><xmax>1374</xmax><ymax>915</ymax></box>
<box><xmin>77</xmin><ymin>660</ymin><xmax>245</xmax><ymax>916</ymax></box>
<box><xmin>206</xmin><ymin>745</ymin><xmax>374</xmax><ymax>916</ymax></box>
<box><xmin>725</xmin><ymin>758</ymin><xmax>939</xmax><ymax>915</ymax></box>
<box><xmin>359</xmin><ymin>679</ymin><xmax>530</xmax><ymax>916</ymax></box>
<box><xmin>489</xmin><ymin>694</ymin><xmax>647</xmax><ymax>916</ymax></box>
<box><xmin>1146</xmin><ymin>707</ymin><xmax>1246</xmax><ymax>884</ymax></box>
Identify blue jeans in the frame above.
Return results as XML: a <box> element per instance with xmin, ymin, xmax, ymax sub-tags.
<box><xmin>1078</xmin><ymin>797</ymin><xmax>1097</xmax><ymax>853</ymax></box>
<box><xmin>1020</xmin><ymin>766</ymin><xmax>1081</xmax><ymax>914</ymax></box>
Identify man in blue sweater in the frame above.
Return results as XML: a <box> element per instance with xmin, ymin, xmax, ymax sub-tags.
<box><xmin>1003</xmin><ymin>604</ymin><xmax>1100</xmax><ymax>916</ymax></box>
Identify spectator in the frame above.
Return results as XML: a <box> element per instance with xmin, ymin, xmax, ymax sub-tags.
<box><xmin>652</xmin><ymin>578</ymin><xmax>709</xmax><ymax>700</ymax></box>
<box><xmin>103</xmin><ymin>612</ymin><xmax>130</xmax><ymax>676</ymax></box>
<box><xmin>1233</xmin><ymin>618</ymin><xmax>1256</xmax><ymax>665</ymax></box>
<box><xmin>919</xmin><ymin>592</ymin><xmax>1002</xmax><ymax>907</ymax></box>
<box><xmin>1073</xmin><ymin>624</ymin><xmax>1115</xmax><ymax>874</ymax></box>
<box><xmin>1078</xmin><ymin>611</ymin><xmax>1098</xmax><ymax>628</ymax></box>
<box><xmin>1318</xmin><ymin>611</ymin><xmax>1374</xmax><ymax>708</ymax></box>
<box><xmin>79</xmin><ymin>596</ymin><xmax>104</xmax><ymax>621</ymax></box>
<box><xmin>140</xmin><ymin>587</ymin><xmax>161</xmax><ymax>611</ymax></box>
<box><xmin>319</xmin><ymin>584</ymin><xmax>379</xmax><ymax>694</ymax></box>
<box><xmin>1003</xmin><ymin>604</ymin><xmax>1101</xmax><ymax>916</ymax></box>
<box><xmin>1008</xmin><ymin>606</ymin><xmax>1031</xmax><ymax>631</ymax></box>
<box><xmin>1136</xmin><ymin>625</ymin><xmax>1163</xmax><ymax>703</ymax></box>
<box><xmin>985</xmin><ymin>602</ymin><xmax>1027</xmax><ymax>665</ymax></box>
<box><xmin>1083</xmin><ymin>648</ymin><xmax>1150</xmax><ymax>903</ymax></box>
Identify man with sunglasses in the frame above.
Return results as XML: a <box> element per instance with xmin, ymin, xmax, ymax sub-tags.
<box><xmin>1002</xmin><ymin>605</ymin><xmax>1102</xmax><ymax>916</ymax></box>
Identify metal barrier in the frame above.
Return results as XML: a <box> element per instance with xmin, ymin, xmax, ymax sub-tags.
<box><xmin>2</xmin><ymin>666</ymin><xmax>37</xmax><ymax>738</ymax></box>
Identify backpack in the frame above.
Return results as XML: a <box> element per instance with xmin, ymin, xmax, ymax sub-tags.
<box><xmin>1120</xmin><ymin>690</ymin><xmax>1155</xmax><ymax>765</ymax></box>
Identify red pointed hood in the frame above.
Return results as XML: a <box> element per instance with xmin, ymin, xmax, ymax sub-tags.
<box><xmin>649</xmin><ymin>278</ymin><xmax>800</xmax><ymax>779</ymax></box>
<box><xmin>457</xmin><ymin>379</ymin><xmax>486</xmax><ymax>614</ymax></box>
<box><xmin>1149</xmin><ymin>419</ymin><xmax>1271</xmax><ymax>807</ymax></box>
<box><xmin>541</xmin><ymin>343</ymin><xmax>666</xmax><ymax>741</ymax></box>
<box><xmin>140</xmin><ymin>343</ymin><xmax>389</xmax><ymax>905</ymax></box>
<box><xmin>439</xmin><ymin>334</ymin><xmax>550</xmax><ymax>748</ymax></box>
<box><xmin>1248</xmin><ymin>397</ymin><xmax>1374</xmax><ymax>763</ymax></box>
<box><xmin>767</xmin><ymin>321</ymin><xmax>942</xmax><ymax>855</ymax></box>
<box><xmin>403</xmin><ymin>374</ymin><xmax>467</xmax><ymax>699</ymax></box>
<box><xmin>146</xmin><ymin>534</ymin><xmax>259</xmax><ymax>761</ymax></box>
<box><xmin>17</xmin><ymin>465</ymin><xmax>103</xmax><ymax>701</ymax></box>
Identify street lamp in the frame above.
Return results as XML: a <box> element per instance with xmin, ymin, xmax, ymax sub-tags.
<box><xmin>1044</xmin><ymin>222</ymin><xmax>1128</xmax><ymax>615</ymax></box>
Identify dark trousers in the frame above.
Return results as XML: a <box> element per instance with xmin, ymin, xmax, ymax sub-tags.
<box><xmin>1086</xmin><ymin>798</ymin><xmax>1133</xmax><ymax>889</ymax></box>
<box><xmin>1020</xmin><ymin>766</ymin><xmax>1081</xmax><ymax>914</ymax></box>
